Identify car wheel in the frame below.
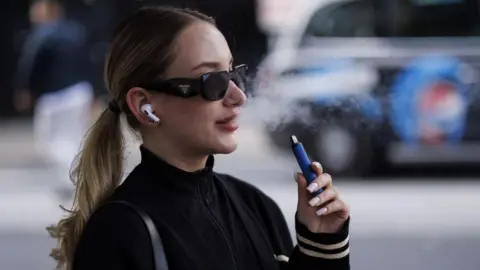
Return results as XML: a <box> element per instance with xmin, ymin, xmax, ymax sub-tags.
<box><xmin>307</xmin><ymin>125</ymin><xmax>373</xmax><ymax>177</ymax></box>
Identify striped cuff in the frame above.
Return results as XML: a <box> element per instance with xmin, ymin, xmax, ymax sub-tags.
<box><xmin>295</xmin><ymin>214</ymin><xmax>350</xmax><ymax>260</ymax></box>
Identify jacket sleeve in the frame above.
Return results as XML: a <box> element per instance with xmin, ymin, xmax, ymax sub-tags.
<box><xmin>257</xmin><ymin>190</ymin><xmax>351</xmax><ymax>270</ymax></box>
<box><xmin>72</xmin><ymin>203</ymin><xmax>155</xmax><ymax>270</ymax></box>
<box><xmin>283</xmin><ymin>214</ymin><xmax>350</xmax><ymax>270</ymax></box>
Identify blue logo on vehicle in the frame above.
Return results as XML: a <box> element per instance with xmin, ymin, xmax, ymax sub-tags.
<box><xmin>389</xmin><ymin>55</ymin><xmax>469</xmax><ymax>144</ymax></box>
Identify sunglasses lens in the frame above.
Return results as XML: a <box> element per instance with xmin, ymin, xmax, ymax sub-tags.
<box><xmin>200</xmin><ymin>65</ymin><xmax>248</xmax><ymax>101</ymax></box>
<box><xmin>202</xmin><ymin>72</ymin><xmax>230</xmax><ymax>100</ymax></box>
<box><xmin>232</xmin><ymin>65</ymin><xmax>248</xmax><ymax>91</ymax></box>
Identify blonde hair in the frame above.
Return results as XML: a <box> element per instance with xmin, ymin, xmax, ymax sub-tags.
<box><xmin>46</xmin><ymin>6</ymin><xmax>215</xmax><ymax>270</ymax></box>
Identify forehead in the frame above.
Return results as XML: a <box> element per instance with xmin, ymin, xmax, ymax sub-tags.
<box><xmin>167</xmin><ymin>22</ymin><xmax>232</xmax><ymax>78</ymax></box>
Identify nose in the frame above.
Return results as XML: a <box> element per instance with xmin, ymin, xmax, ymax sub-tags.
<box><xmin>223</xmin><ymin>80</ymin><xmax>247</xmax><ymax>107</ymax></box>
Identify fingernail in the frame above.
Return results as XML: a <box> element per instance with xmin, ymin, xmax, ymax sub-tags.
<box><xmin>316</xmin><ymin>208</ymin><xmax>328</xmax><ymax>216</ymax></box>
<box><xmin>307</xmin><ymin>182</ymin><xmax>319</xmax><ymax>193</ymax></box>
<box><xmin>294</xmin><ymin>172</ymin><xmax>299</xmax><ymax>182</ymax></box>
<box><xmin>309</xmin><ymin>197</ymin><xmax>321</xmax><ymax>207</ymax></box>
<box><xmin>313</xmin><ymin>162</ymin><xmax>321</xmax><ymax>168</ymax></box>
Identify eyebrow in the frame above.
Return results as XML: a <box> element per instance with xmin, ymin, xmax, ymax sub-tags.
<box><xmin>192</xmin><ymin>56</ymin><xmax>234</xmax><ymax>71</ymax></box>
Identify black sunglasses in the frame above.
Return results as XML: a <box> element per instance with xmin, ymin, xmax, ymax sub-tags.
<box><xmin>138</xmin><ymin>64</ymin><xmax>248</xmax><ymax>101</ymax></box>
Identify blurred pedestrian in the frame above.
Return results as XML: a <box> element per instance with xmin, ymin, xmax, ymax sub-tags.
<box><xmin>47</xmin><ymin>6</ymin><xmax>351</xmax><ymax>270</ymax></box>
<box><xmin>13</xmin><ymin>0</ymin><xmax>94</xmax><ymax>192</ymax></box>
<box><xmin>14</xmin><ymin>0</ymin><xmax>92</xmax><ymax>112</ymax></box>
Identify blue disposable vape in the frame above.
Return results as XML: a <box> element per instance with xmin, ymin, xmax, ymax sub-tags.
<box><xmin>290</xmin><ymin>135</ymin><xmax>323</xmax><ymax>196</ymax></box>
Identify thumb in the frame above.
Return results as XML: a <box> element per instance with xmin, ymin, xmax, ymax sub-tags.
<box><xmin>295</xmin><ymin>172</ymin><xmax>308</xmax><ymax>188</ymax></box>
<box><xmin>295</xmin><ymin>172</ymin><xmax>309</xmax><ymax>204</ymax></box>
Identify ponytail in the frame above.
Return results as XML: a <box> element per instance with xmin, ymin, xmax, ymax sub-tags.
<box><xmin>47</xmin><ymin>108</ymin><xmax>124</xmax><ymax>270</ymax></box>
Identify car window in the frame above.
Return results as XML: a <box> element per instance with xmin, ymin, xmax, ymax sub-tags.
<box><xmin>303</xmin><ymin>1</ymin><xmax>376</xmax><ymax>38</ymax></box>
<box><xmin>302</xmin><ymin>0</ymin><xmax>480</xmax><ymax>39</ymax></box>
<box><xmin>398</xmin><ymin>0</ymin><xmax>480</xmax><ymax>37</ymax></box>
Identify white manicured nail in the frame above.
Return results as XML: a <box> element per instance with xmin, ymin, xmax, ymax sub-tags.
<box><xmin>309</xmin><ymin>197</ymin><xmax>321</xmax><ymax>207</ymax></box>
<box><xmin>307</xmin><ymin>182</ymin><xmax>319</xmax><ymax>193</ymax></box>
<box><xmin>316</xmin><ymin>208</ymin><xmax>328</xmax><ymax>216</ymax></box>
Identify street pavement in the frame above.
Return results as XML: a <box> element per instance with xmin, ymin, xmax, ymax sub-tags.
<box><xmin>1</xmin><ymin>119</ymin><xmax>480</xmax><ymax>270</ymax></box>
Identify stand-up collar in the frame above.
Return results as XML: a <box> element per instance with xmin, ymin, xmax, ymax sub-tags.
<box><xmin>137</xmin><ymin>146</ymin><xmax>215</xmax><ymax>199</ymax></box>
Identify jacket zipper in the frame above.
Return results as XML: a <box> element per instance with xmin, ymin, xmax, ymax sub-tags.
<box><xmin>197</xmin><ymin>184</ymin><xmax>238</xmax><ymax>270</ymax></box>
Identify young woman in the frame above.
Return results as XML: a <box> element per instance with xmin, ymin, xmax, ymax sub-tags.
<box><xmin>48</xmin><ymin>6</ymin><xmax>351</xmax><ymax>270</ymax></box>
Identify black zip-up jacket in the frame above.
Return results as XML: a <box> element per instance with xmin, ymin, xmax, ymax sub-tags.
<box><xmin>73</xmin><ymin>147</ymin><xmax>350</xmax><ymax>270</ymax></box>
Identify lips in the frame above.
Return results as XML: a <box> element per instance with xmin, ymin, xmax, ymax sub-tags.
<box><xmin>216</xmin><ymin>115</ymin><xmax>237</xmax><ymax>124</ymax></box>
<box><xmin>216</xmin><ymin>114</ymin><xmax>239</xmax><ymax>132</ymax></box>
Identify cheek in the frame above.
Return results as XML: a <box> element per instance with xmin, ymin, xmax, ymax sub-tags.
<box><xmin>191</xmin><ymin>104</ymin><xmax>217</xmax><ymax>131</ymax></box>
<box><xmin>165</xmin><ymin>100</ymin><xmax>217</xmax><ymax>133</ymax></box>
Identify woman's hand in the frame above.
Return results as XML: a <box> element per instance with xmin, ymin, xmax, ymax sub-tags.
<box><xmin>296</xmin><ymin>162</ymin><xmax>350</xmax><ymax>233</ymax></box>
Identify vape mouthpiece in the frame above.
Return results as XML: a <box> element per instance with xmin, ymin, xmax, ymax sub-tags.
<box><xmin>290</xmin><ymin>135</ymin><xmax>299</xmax><ymax>144</ymax></box>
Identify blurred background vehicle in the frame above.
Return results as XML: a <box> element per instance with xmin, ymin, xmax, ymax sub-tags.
<box><xmin>256</xmin><ymin>0</ymin><xmax>480</xmax><ymax>176</ymax></box>
<box><xmin>1</xmin><ymin>1</ymin><xmax>480</xmax><ymax>270</ymax></box>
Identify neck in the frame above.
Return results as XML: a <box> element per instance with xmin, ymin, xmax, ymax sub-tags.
<box><xmin>142</xmin><ymin>139</ymin><xmax>209</xmax><ymax>172</ymax></box>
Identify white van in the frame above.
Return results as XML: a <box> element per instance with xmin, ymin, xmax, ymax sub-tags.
<box><xmin>254</xmin><ymin>0</ymin><xmax>480</xmax><ymax>176</ymax></box>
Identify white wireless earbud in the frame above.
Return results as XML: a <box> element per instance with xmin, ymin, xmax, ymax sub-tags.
<box><xmin>141</xmin><ymin>104</ymin><xmax>160</xmax><ymax>123</ymax></box>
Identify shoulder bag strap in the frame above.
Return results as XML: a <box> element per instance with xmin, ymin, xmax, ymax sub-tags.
<box><xmin>105</xmin><ymin>200</ymin><xmax>169</xmax><ymax>270</ymax></box>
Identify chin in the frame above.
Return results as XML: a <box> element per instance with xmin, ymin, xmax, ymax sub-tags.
<box><xmin>213</xmin><ymin>138</ymin><xmax>238</xmax><ymax>154</ymax></box>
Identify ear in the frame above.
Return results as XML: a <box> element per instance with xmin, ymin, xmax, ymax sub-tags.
<box><xmin>125</xmin><ymin>87</ymin><xmax>159</xmax><ymax>126</ymax></box>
